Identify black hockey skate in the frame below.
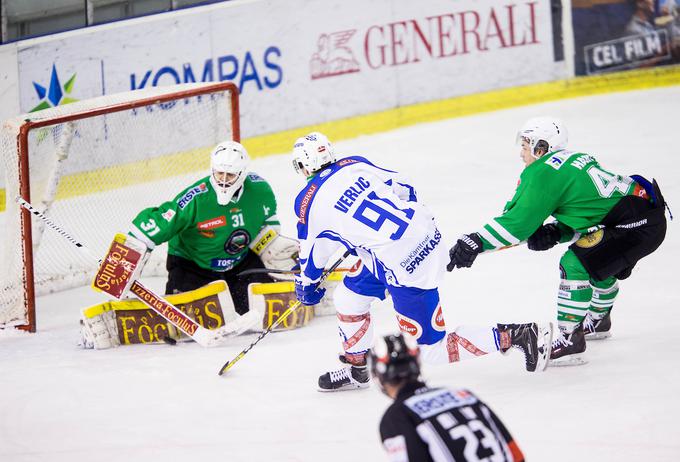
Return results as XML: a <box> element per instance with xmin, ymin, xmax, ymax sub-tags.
<box><xmin>583</xmin><ymin>312</ymin><xmax>612</xmax><ymax>340</ymax></box>
<box><xmin>497</xmin><ymin>323</ymin><xmax>553</xmax><ymax>372</ymax></box>
<box><xmin>549</xmin><ymin>323</ymin><xmax>587</xmax><ymax>367</ymax></box>
<box><xmin>318</xmin><ymin>365</ymin><xmax>370</xmax><ymax>392</ymax></box>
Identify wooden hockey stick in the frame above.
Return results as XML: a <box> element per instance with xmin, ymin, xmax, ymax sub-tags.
<box><xmin>218</xmin><ymin>249</ymin><xmax>352</xmax><ymax>376</ymax></box>
<box><xmin>16</xmin><ymin>196</ymin><xmax>248</xmax><ymax>347</ymax></box>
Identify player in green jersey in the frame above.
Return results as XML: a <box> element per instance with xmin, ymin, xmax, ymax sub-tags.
<box><xmin>447</xmin><ymin>117</ymin><xmax>668</xmax><ymax>366</ymax></box>
<box><xmin>130</xmin><ymin>141</ymin><xmax>298</xmax><ymax>315</ymax></box>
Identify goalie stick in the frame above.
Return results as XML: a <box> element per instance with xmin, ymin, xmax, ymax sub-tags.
<box><xmin>218</xmin><ymin>249</ymin><xmax>352</xmax><ymax>376</ymax></box>
<box><xmin>16</xmin><ymin>196</ymin><xmax>247</xmax><ymax>347</ymax></box>
<box><xmin>237</xmin><ymin>267</ymin><xmax>350</xmax><ymax>277</ymax></box>
<box><xmin>237</xmin><ymin>268</ymin><xmax>301</xmax><ymax>277</ymax></box>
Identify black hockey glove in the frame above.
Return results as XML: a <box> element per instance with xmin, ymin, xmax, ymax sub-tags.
<box><xmin>527</xmin><ymin>223</ymin><xmax>561</xmax><ymax>251</ymax></box>
<box><xmin>447</xmin><ymin>233</ymin><xmax>483</xmax><ymax>271</ymax></box>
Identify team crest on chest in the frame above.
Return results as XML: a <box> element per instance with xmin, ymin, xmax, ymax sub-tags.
<box><xmin>224</xmin><ymin>229</ymin><xmax>251</xmax><ymax>255</ymax></box>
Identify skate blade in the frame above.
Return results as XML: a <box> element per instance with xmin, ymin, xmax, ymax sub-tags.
<box><xmin>317</xmin><ymin>383</ymin><xmax>370</xmax><ymax>393</ymax></box>
<box><xmin>534</xmin><ymin>323</ymin><xmax>554</xmax><ymax>372</ymax></box>
<box><xmin>585</xmin><ymin>332</ymin><xmax>612</xmax><ymax>341</ymax></box>
<box><xmin>548</xmin><ymin>355</ymin><xmax>588</xmax><ymax>367</ymax></box>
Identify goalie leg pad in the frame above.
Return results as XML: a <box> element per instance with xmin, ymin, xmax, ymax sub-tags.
<box><xmin>81</xmin><ymin>281</ymin><xmax>254</xmax><ymax>347</ymax></box>
<box><xmin>79</xmin><ymin>309</ymin><xmax>120</xmax><ymax>350</ymax></box>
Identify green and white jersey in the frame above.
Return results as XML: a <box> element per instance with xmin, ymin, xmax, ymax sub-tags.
<box><xmin>131</xmin><ymin>173</ymin><xmax>279</xmax><ymax>271</ymax></box>
<box><xmin>477</xmin><ymin>150</ymin><xmax>642</xmax><ymax>251</ymax></box>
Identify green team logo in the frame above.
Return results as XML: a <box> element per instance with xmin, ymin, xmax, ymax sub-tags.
<box><xmin>224</xmin><ymin>230</ymin><xmax>250</xmax><ymax>255</ymax></box>
<box><xmin>30</xmin><ymin>64</ymin><xmax>78</xmax><ymax>112</ymax></box>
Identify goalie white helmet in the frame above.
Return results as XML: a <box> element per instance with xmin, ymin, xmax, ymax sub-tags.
<box><xmin>292</xmin><ymin>132</ymin><xmax>336</xmax><ymax>175</ymax></box>
<box><xmin>209</xmin><ymin>141</ymin><xmax>250</xmax><ymax>205</ymax></box>
<box><xmin>516</xmin><ymin>117</ymin><xmax>568</xmax><ymax>159</ymax></box>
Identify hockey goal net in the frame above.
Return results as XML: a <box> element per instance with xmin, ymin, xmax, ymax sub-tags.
<box><xmin>0</xmin><ymin>82</ymin><xmax>240</xmax><ymax>332</ymax></box>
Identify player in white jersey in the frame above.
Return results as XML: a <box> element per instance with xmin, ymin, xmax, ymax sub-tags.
<box><xmin>291</xmin><ymin>133</ymin><xmax>553</xmax><ymax>392</ymax></box>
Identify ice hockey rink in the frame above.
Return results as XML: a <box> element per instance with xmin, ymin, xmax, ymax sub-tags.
<box><xmin>1</xmin><ymin>85</ymin><xmax>678</xmax><ymax>462</ymax></box>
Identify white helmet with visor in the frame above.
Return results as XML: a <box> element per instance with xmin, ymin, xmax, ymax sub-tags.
<box><xmin>209</xmin><ymin>141</ymin><xmax>250</xmax><ymax>205</ymax></box>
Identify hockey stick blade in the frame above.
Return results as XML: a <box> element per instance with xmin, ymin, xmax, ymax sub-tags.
<box><xmin>218</xmin><ymin>250</ymin><xmax>351</xmax><ymax>376</ymax></box>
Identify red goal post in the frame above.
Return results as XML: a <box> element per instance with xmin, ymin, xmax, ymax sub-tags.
<box><xmin>0</xmin><ymin>82</ymin><xmax>240</xmax><ymax>332</ymax></box>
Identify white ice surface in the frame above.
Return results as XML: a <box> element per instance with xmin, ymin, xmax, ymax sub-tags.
<box><xmin>1</xmin><ymin>86</ymin><xmax>679</xmax><ymax>462</ymax></box>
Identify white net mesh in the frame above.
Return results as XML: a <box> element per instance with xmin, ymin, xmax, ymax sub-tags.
<box><xmin>0</xmin><ymin>83</ymin><xmax>236</xmax><ymax>328</ymax></box>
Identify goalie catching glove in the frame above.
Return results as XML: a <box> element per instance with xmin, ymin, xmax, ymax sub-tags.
<box><xmin>249</xmin><ymin>225</ymin><xmax>299</xmax><ymax>278</ymax></box>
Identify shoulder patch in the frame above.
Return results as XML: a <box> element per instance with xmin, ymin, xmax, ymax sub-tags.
<box><xmin>248</xmin><ymin>173</ymin><xmax>265</xmax><ymax>182</ymax></box>
<box><xmin>161</xmin><ymin>209</ymin><xmax>176</xmax><ymax>222</ymax></box>
<box><xmin>336</xmin><ymin>158</ymin><xmax>360</xmax><ymax>168</ymax></box>
<box><xmin>545</xmin><ymin>152</ymin><xmax>570</xmax><ymax>170</ymax></box>
<box><xmin>177</xmin><ymin>182</ymin><xmax>208</xmax><ymax>209</ymax></box>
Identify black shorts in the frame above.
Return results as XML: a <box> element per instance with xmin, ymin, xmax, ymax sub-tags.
<box><xmin>165</xmin><ymin>251</ymin><xmax>273</xmax><ymax>315</ymax></box>
<box><xmin>570</xmin><ymin>179</ymin><xmax>667</xmax><ymax>281</ymax></box>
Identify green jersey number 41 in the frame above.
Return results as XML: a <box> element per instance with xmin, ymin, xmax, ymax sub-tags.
<box><xmin>587</xmin><ymin>166</ymin><xmax>631</xmax><ymax>198</ymax></box>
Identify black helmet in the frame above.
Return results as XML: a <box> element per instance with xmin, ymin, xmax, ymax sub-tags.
<box><xmin>369</xmin><ymin>333</ymin><xmax>421</xmax><ymax>389</ymax></box>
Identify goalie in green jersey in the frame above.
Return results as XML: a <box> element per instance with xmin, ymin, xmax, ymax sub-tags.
<box><xmin>129</xmin><ymin>141</ymin><xmax>298</xmax><ymax>315</ymax></box>
<box><xmin>447</xmin><ymin>117</ymin><xmax>668</xmax><ymax>366</ymax></box>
